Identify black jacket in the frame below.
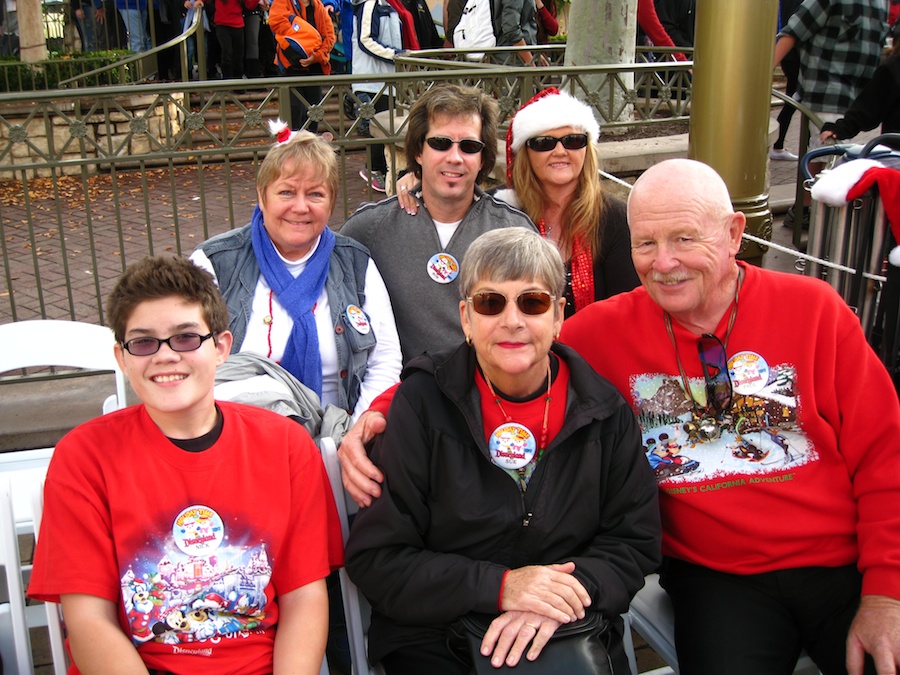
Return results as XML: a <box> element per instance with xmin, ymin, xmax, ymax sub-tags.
<box><xmin>821</xmin><ymin>55</ymin><xmax>900</xmax><ymax>140</ymax></box>
<box><xmin>345</xmin><ymin>342</ymin><xmax>661</xmax><ymax>664</ymax></box>
<box><xmin>655</xmin><ymin>0</ymin><xmax>695</xmax><ymax>48</ymax></box>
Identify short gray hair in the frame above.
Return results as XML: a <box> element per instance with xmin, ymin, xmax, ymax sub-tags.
<box><xmin>460</xmin><ymin>228</ymin><xmax>565</xmax><ymax>299</ymax></box>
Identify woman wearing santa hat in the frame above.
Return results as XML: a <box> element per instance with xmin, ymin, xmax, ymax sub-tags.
<box><xmin>395</xmin><ymin>88</ymin><xmax>639</xmax><ymax>316</ymax></box>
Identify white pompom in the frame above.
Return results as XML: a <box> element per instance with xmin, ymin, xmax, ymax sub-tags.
<box><xmin>890</xmin><ymin>245</ymin><xmax>900</xmax><ymax>267</ymax></box>
<box><xmin>267</xmin><ymin>118</ymin><xmax>289</xmax><ymax>137</ymax></box>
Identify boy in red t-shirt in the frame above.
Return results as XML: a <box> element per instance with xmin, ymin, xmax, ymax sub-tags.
<box><xmin>29</xmin><ymin>255</ymin><xmax>342</xmax><ymax>674</ymax></box>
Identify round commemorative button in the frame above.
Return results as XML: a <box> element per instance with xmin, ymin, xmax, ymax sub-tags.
<box><xmin>172</xmin><ymin>505</ymin><xmax>224</xmax><ymax>556</ymax></box>
<box><xmin>346</xmin><ymin>304</ymin><xmax>371</xmax><ymax>334</ymax></box>
<box><xmin>488</xmin><ymin>422</ymin><xmax>537</xmax><ymax>470</ymax></box>
<box><xmin>426</xmin><ymin>253</ymin><xmax>460</xmax><ymax>284</ymax></box>
<box><xmin>728</xmin><ymin>351</ymin><xmax>770</xmax><ymax>396</ymax></box>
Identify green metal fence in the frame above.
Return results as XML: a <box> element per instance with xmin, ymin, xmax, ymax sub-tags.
<box><xmin>0</xmin><ymin>52</ymin><xmax>692</xmax><ymax>328</ymax></box>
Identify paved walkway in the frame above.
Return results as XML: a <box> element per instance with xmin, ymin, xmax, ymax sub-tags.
<box><xmin>3</xmin><ymin>108</ymin><xmax>873</xmax><ymax>455</ymax></box>
<box><xmin>1</xmin><ymin>108</ymin><xmax>828</xmax><ymax>329</ymax></box>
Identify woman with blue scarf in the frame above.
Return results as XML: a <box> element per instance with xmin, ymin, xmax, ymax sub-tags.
<box><xmin>191</xmin><ymin>127</ymin><xmax>401</xmax><ymax>419</ymax></box>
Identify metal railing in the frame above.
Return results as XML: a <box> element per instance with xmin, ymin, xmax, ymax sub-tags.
<box><xmin>58</xmin><ymin>7</ymin><xmax>203</xmax><ymax>88</ymax></box>
<box><xmin>771</xmin><ymin>89</ymin><xmax>824</xmax><ymax>251</ymax></box>
<box><xmin>396</xmin><ymin>46</ymin><xmax>693</xmax><ymax>128</ymax></box>
<box><xmin>0</xmin><ymin>51</ymin><xmax>140</xmax><ymax>91</ymax></box>
<box><xmin>0</xmin><ymin>51</ymin><xmax>693</xmax><ymax>329</ymax></box>
<box><xmin>0</xmin><ymin>6</ymin><xmax>202</xmax><ymax>91</ymax></box>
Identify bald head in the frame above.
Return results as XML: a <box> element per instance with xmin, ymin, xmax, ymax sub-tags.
<box><xmin>625</xmin><ymin>159</ymin><xmax>746</xmax><ymax>333</ymax></box>
<box><xmin>628</xmin><ymin>159</ymin><xmax>734</xmax><ymax>225</ymax></box>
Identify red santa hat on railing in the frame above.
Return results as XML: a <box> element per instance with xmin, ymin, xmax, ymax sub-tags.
<box><xmin>811</xmin><ymin>159</ymin><xmax>900</xmax><ymax>266</ymax></box>
<box><xmin>505</xmin><ymin>88</ymin><xmax>601</xmax><ymax>185</ymax></box>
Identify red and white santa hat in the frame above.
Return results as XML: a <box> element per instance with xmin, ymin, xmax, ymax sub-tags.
<box><xmin>811</xmin><ymin>159</ymin><xmax>900</xmax><ymax>266</ymax></box>
<box><xmin>505</xmin><ymin>88</ymin><xmax>601</xmax><ymax>185</ymax></box>
<box><xmin>268</xmin><ymin>118</ymin><xmax>298</xmax><ymax>145</ymax></box>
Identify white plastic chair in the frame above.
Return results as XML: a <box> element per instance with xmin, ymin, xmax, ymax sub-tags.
<box><xmin>625</xmin><ymin>574</ymin><xmax>822</xmax><ymax>675</ymax></box>
<box><xmin>0</xmin><ymin>320</ymin><xmax>124</xmax><ymax>674</ymax></box>
<box><xmin>0</xmin><ymin>319</ymin><xmax>127</xmax><ymax>415</ymax></box>
<box><xmin>0</xmin><ymin>320</ymin><xmax>127</xmax><ymax>535</ymax></box>
<box><xmin>28</xmin><ymin>477</ymin><xmax>68</xmax><ymax>675</ymax></box>
<box><xmin>318</xmin><ymin>435</ymin><xmax>384</xmax><ymax>675</ymax></box>
<box><xmin>0</xmin><ymin>475</ymin><xmax>54</xmax><ymax>675</ymax></box>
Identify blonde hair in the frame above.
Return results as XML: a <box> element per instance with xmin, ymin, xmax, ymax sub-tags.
<box><xmin>511</xmin><ymin>141</ymin><xmax>605</xmax><ymax>259</ymax></box>
<box><xmin>257</xmin><ymin>130</ymin><xmax>338</xmax><ymax>212</ymax></box>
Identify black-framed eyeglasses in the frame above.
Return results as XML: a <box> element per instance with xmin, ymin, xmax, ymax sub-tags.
<box><xmin>122</xmin><ymin>332</ymin><xmax>215</xmax><ymax>356</ymax></box>
<box><xmin>525</xmin><ymin>133</ymin><xmax>589</xmax><ymax>152</ymax></box>
<box><xmin>697</xmin><ymin>333</ymin><xmax>733</xmax><ymax>415</ymax></box>
<box><xmin>467</xmin><ymin>291</ymin><xmax>555</xmax><ymax>316</ymax></box>
<box><xmin>425</xmin><ymin>136</ymin><xmax>486</xmax><ymax>154</ymax></box>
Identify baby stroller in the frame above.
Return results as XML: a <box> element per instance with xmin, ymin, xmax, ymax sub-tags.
<box><xmin>804</xmin><ymin>133</ymin><xmax>900</xmax><ymax>390</ymax></box>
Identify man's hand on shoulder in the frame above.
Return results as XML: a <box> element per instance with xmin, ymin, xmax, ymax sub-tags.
<box><xmin>847</xmin><ymin>594</ymin><xmax>900</xmax><ymax>675</ymax></box>
<box><xmin>337</xmin><ymin>410</ymin><xmax>386</xmax><ymax>507</ymax></box>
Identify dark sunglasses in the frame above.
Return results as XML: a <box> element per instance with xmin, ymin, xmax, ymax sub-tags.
<box><xmin>425</xmin><ymin>136</ymin><xmax>486</xmax><ymax>154</ymax></box>
<box><xmin>697</xmin><ymin>334</ymin><xmax>733</xmax><ymax>414</ymax></box>
<box><xmin>525</xmin><ymin>133</ymin><xmax>589</xmax><ymax>152</ymax></box>
<box><xmin>468</xmin><ymin>290</ymin><xmax>555</xmax><ymax>316</ymax></box>
<box><xmin>123</xmin><ymin>332</ymin><xmax>215</xmax><ymax>356</ymax></box>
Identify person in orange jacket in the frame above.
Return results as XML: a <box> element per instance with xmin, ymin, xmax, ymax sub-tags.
<box><xmin>268</xmin><ymin>0</ymin><xmax>336</xmax><ymax>131</ymax></box>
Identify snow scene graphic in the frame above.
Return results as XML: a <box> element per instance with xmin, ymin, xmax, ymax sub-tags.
<box><xmin>120</xmin><ymin>504</ymin><xmax>273</xmax><ymax>646</ymax></box>
<box><xmin>631</xmin><ymin>351</ymin><xmax>819</xmax><ymax>487</ymax></box>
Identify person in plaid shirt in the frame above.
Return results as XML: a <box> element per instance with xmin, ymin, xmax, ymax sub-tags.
<box><xmin>774</xmin><ymin>0</ymin><xmax>888</xmax><ymax>136</ymax></box>
<box><xmin>773</xmin><ymin>0</ymin><xmax>888</xmax><ymax>227</ymax></box>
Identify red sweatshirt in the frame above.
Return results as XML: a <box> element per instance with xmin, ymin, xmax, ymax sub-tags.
<box><xmin>560</xmin><ymin>263</ymin><xmax>900</xmax><ymax>599</ymax></box>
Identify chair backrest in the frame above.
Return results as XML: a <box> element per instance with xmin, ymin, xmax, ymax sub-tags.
<box><xmin>0</xmin><ymin>319</ymin><xmax>127</xmax><ymax>412</ymax></box>
<box><xmin>32</xmin><ymin>477</ymin><xmax>69</xmax><ymax>675</ymax></box>
<box><xmin>318</xmin><ymin>436</ymin><xmax>382</xmax><ymax>675</ymax></box>
<box><xmin>0</xmin><ymin>475</ymin><xmax>35</xmax><ymax>675</ymax></box>
<box><xmin>625</xmin><ymin>574</ymin><xmax>822</xmax><ymax>675</ymax></box>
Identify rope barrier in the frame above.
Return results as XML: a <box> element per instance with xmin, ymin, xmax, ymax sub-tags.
<box><xmin>598</xmin><ymin>169</ymin><xmax>886</xmax><ymax>285</ymax></box>
<box><xmin>740</xmin><ymin>233</ymin><xmax>886</xmax><ymax>283</ymax></box>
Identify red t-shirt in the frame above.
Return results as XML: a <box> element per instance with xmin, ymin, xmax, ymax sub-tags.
<box><xmin>29</xmin><ymin>401</ymin><xmax>343</xmax><ymax>674</ymax></box>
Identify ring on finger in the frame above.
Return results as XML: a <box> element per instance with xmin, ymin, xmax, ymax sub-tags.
<box><xmin>400</xmin><ymin>186</ymin><xmax>408</xmax><ymax>191</ymax></box>
<box><xmin>525</xmin><ymin>622</ymin><xmax>538</xmax><ymax>630</ymax></box>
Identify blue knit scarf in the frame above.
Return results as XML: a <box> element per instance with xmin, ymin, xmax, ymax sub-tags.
<box><xmin>250</xmin><ymin>205</ymin><xmax>335</xmax><ymax>396</ymax></box>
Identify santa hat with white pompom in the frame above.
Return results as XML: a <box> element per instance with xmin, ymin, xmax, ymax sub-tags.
<box><xmin>810</xmin><ymin>160</ymin><xmax>900</xmax><ymax>266</ymax></box>
<box><xmin>267</xmin><ymin>118</ymin><xmax>297</xmax><ymax>145</ymax></box>
<box><xmin>504</xmin><ymin>87</ymin><xmax>601</xmax><ymax>187</ymax></box>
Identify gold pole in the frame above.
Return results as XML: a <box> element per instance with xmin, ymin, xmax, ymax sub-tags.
<box><xmin>689</xmin><ymin>0</ymin><xmax>779</xmax><ymax>265</ymax></box>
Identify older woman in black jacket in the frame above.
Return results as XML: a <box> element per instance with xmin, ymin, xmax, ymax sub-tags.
<box><xmin>345</xmin><ymin>228</ymin><xmax>660</xmax><ymax>674</ymax></box>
